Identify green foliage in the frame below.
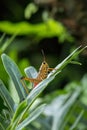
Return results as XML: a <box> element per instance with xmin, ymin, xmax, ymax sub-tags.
<box><xmin>44</xmin><ymin>88</ymin><xmax>81</xmax><ymax>130</ymax></box>
<box><xmin>0</xmin><ymin>19</ymin><xmax>73</xmax><ymax>42</ymax></box>
<box><xmin>0</xmin><ymin>46</ymin><xmax>87</xmax><ymax>130</ymax></box>
<box><xmin>1</xmin><ymin>54</ymin><xmax>27</xmax><ymax>100</ymax></box>
<box><xmin>24</xmin><ymin>3</ymin><xmax>38</xmax><ymax>19</ymax></box>
<box><xmin>0</xmin><ymin>34</ymin><xmax>18</xmax><ymax>88</ymax></box>
<box><xmin>0</xmin><ymin>79</ymin><xmax>15</xmax><ymax>113</ymax></box>
<box><xmin>0</xmin><ymin>33</ymin><xmax>17</xmax><ymax>54</ymax></box>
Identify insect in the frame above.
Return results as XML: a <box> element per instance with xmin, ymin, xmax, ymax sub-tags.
<box><xmin>21</xmin><ymin>50</ymin><xmax>54</xmax><ymax>88</ymax></box>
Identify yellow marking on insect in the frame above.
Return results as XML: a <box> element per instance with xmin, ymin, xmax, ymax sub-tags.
<box><xmin>21</xmin><ymin>50</ymin><xmax>54</xmax><ymax>89</ymax></box>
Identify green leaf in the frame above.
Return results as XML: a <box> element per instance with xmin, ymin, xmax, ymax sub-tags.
<box><xmin>1</xmin><ymin>54</ymin><xmax>27</xmax><ymax>101</ymax></box>
<box><xmin>0</xmin><ymin>33</ymin><xmax>6</xmax><ymax>45</ymax></box>
<box><xmin>15</xmin><ymin>75</ymin><xmax>55</xmax><ymax>126</ymax></box>
<box><xmin>12</xmin><ymin>100</ymin><xmax>27</xmax><ymax>123</ymax></box>
<box><xmin>70</xmin><ymin>110</ymin><xmax>84</xmax><ymax>130</ymax></box>
<box><xmin>0</xmin><ymin>122</ymin><xmax>5</xmax><ymax>130</ymax></box>
<box><xmin>51</xmin><ymin>88</ymin><xmax>81</xmax><ymax>130</ymax></box>
<box><xmin>27</xmin><ymin>75</ymin><xmax>56</xmax><ymax>104</ymax></box>
<box><xmin>80</xmin><ymin>74</ymin><xmax>87</xmax><ymax>105</ymax></box>
<box><xmin>7</xmin><ymin>74</ymin><xmax>55</xmax><ymax>130</ymax></box>
<box><xmin>24</xmin><ymin>66</ymin><xmax>38</xmax><ymax>87</ymax></box>
<box><xmin>24</xmin><ymin>66</ymin><xmax>38</xmax><ymax>78</ymax></box>
<box><xmin>7</xmin><ymin>100</ymin><xmax>27</xmax><ymax>130</ymax></box>
<box><xmin>0</xmin><ymin>19</ymin><xmax>73</xmax><ymax>42</ymax></box>
<box><xmin>16</xmin><ymin>104</ymin><xmax>46</xmax><ymax>130</ymax></box>
<box><xmin>24</xmin><ymin>3</ymin><xmax>38</xmax><ymax>19</ymax></box>
<box><xmin>56</xmin><ymin>46</ymin><xmax>86</xmax><ymax>68</ymax></box>
<box><xmin>48</xmin><ymin>46</ymin><xmax>87</xmax><ymax>78</ymax></box>
<box><xmin>0</xmin><ymin>33</ymin><xmax>17</xmax><ymax>54</ymax></box>
<box><xmin>0</xmin><ymin>79</ymin><xmax>15</xmax><ymax>113</ymax></box>
<box><xmin>69</xmin><ymin>61</ymin><xmax>82</xmax><ymax>65</ymax></box>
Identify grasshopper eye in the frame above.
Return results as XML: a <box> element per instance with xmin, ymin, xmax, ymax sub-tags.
<box><xmin>43</xmin><ymin>61</ymin><xmax>46</xmax><ymax>64</ymax></box>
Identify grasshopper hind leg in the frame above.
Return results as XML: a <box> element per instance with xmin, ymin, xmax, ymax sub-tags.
<box><xmin>20</xmin><ymin>76</ymin><xmax>29</xmax><ymax>94</ymax></box>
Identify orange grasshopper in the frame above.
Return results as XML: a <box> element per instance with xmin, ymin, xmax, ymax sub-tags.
<box><xmin>21</xmin><ymin>50</ymin><xmax>54</xmax><ymax>92</ymax></box>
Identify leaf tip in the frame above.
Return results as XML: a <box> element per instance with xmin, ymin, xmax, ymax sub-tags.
<box><xmin>1</xmin><ymin>53</ymin><xmax>6</xmax><ymax>58</ymax></box>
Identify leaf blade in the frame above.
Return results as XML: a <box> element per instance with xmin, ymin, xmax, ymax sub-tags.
<box><xmin>52</xmin><ymin>88</ymin><xmax>81</xmax><ymax>130</ymax></box>
<box><xmin>0</xmin><ymin>79</ymin><xmax>15</xmax><ymax>113</ymax></box>
<box><xmin>16</xmin><ymin>104</ymin><xmax>46</xmax><ymax>130</ymax></box>
<box><xmin>1</xmin><ymin>54</ymin><xmax>27</xmax><ymax>101</ymax></box>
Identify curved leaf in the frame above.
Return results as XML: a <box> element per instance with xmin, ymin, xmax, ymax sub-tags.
<box><xmin>52</xmin><ymin>88</ymin><xmax>81</xmax><ymax>130</ymax></box>
<box><xmin>1</xmin><ymin>54</ymin><xmax>27</xmax><ymax>101</ymax></box>
<box><xmin>7</xmin><ymin>100</ymin><xmax>27</xmax><ymax>130</ymax></box>
<box><xmin>0</xmin><ymin>79</ymin><xmax>15</xmax><ymax>113</ymax></box>
<box><xmin>16</xmin><ymin>74</ymin><xmax>56</xmax><ymax>124</ymax></box>
<box><xmin>16</xmin><ymin>104</ymin><xmax>46</xmax><ymax>130</ymax></box>
<box><xmin>24</xmin><ymin>66</ymin><xmax>38</xmax><ymax>78</ymax></box>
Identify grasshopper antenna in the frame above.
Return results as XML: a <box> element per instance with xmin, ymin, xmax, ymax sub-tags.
<box><xmin>41</xmin><ymin>49</ymin><xmax>46</xmax><ymax>61</ymax></box>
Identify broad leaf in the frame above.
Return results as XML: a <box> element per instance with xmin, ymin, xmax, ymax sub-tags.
<box><xmin>1</xmin><ymin>54</ymin><xmax>27</xmax><ymax>101</ymax></box>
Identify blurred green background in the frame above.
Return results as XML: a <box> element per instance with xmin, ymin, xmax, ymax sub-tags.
<box><xmin>0</xmin><ymin>0</ymin><xmax>87</xmax><ymax>122</ymax></box>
